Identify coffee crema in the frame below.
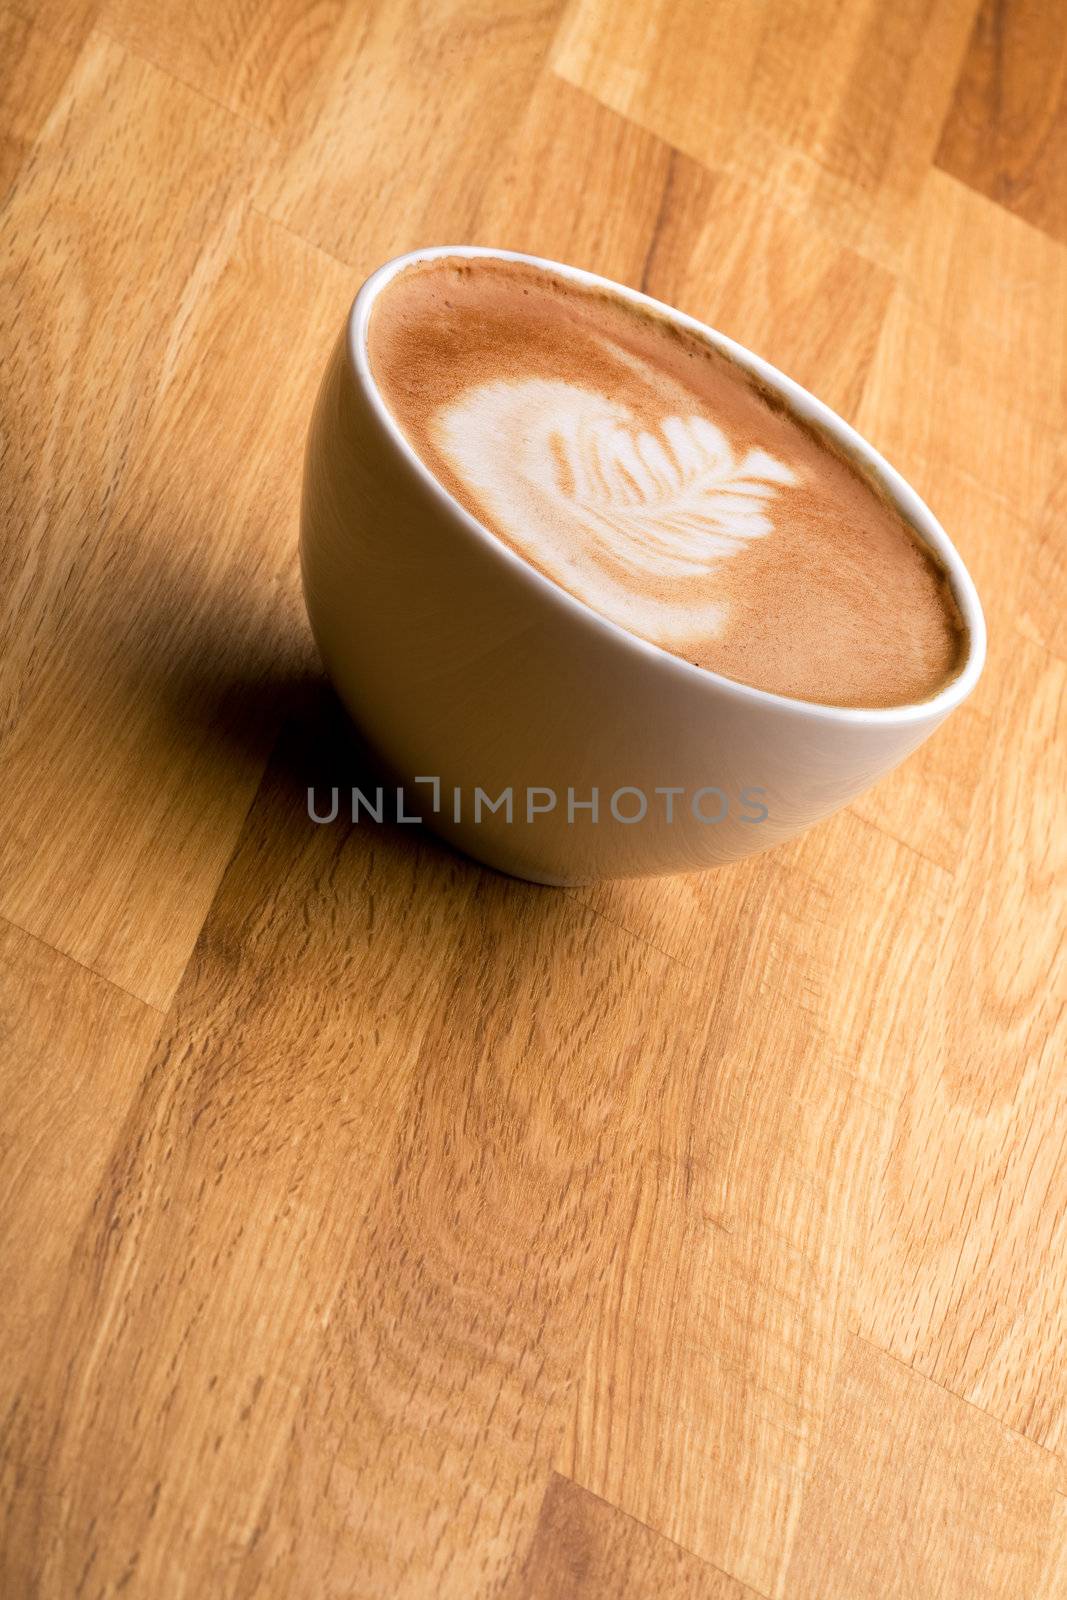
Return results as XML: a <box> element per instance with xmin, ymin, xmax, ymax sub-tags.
<box><xmin>367</xmin><ymin>255</ymin><xmax>967</xmax><ymax>708</ymax></box>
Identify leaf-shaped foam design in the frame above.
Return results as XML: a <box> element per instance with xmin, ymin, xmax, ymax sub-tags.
<box><xmin>433</xmin><ymin>373</ymin><xmax>798</xmax><ymax>649</ymax></box>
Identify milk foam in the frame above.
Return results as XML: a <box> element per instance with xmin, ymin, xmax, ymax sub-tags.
<box><xmin>432</xmin><ymin>342</ymin><xmax>798</xmax><ymax>649</ymax></box>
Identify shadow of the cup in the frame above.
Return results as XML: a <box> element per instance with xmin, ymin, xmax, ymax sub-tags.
<box><xmin>299</xmin><ymin>247</ymin><xmax>986</xmax><ymax>885</ymax></box>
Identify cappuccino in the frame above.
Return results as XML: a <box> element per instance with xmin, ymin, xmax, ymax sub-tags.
<box><xmin>367</xmin><ymin>256</ymin><xmax>966</xmax><ymax>709</ymax></box>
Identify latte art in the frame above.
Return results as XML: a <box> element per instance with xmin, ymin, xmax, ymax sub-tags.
<box><xmin>432</xmin><ymin>365</ymin><xmax>799</xmax><ymax>647</ymax></box>
<box><xmin>368</xmin><ymin>256</ymin><xmax>967</xmax><ymax>708</ymax></box>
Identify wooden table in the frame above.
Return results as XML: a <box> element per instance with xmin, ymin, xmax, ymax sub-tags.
<box><xmin>3</xmin><ymin>1</ymin><xmax>1066</xmax><ymax>1595</ymax></box>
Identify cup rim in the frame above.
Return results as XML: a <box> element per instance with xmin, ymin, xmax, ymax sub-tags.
<box><xmin>346</xmin><ymin>244</ymin><xmax>987</xmax><ymax>728</ymax></box>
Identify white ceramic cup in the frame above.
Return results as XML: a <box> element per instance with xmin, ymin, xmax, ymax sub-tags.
<box><xmin>300</xmin><ymin>246</ymin><xmax>986</xmax><ymax>885</ymax></box>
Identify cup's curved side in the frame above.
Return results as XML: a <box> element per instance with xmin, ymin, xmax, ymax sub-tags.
<box><xmin>300</xmin><ymin>326</ymin><xmax>954</xmax><ymax>884</ymax></box>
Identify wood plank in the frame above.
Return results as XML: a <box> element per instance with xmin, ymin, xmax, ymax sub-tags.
<box><xmin>883</xmin><ymin>169</ymin><xmax>1067</xmax><ymax>434</ymax></box>
<box><xmin>471</xmin><ymin>71</ymin><xmax>672</xmax><ymax>288</ymax></box>
<box><xmin>258</xmin><ymin>0</ymin><xmax>565</xmax><ymax>271</ymax></box>
<box><xmin>854</xmin><ymin>311</ymin><xmax>1058</xmax><ymax>602</ymax></box>
<box><xmin>0</xmin><ymin>706</ymin><xmax>481</xmax><ymax>1598</ymax></box>
<box><xmin>227</xmin><ymin>854</ymin><xmax>714</xmax><ymax>1594</ymax></box>
<box><xmin>2</xmin><ymin>699</ymin><xmax>719</xmax><ymax>1598</ymax></box>
<box><xmin>500</xmin><ymin>1474</ymin><xmax>759</xmax><ymax>1599</ymax></box>
<box><xmin>0</xmin><ymin>8</ymin><xmax>76</xmax><ymax>204</ymax></box>
<box><xmin>784</xmin><ymin>1335</ymin><xmax>1064</xmax><ymax>1600</ymax></box>
<box><xmin>634</xmin><ymin>157</ymin><xmax>894</xmax><ymax>422</ymax></box>
<box><xmin>855</xmin><ymin>631</ymin><xmax>1067</xmax><ymax>1456</ymax></box>
<box><xmin>846</xmin><ymin>170</ymin><xmax>1066</xmax><ymax>871</ymax></box>
<box><xmin>560</xmin><ymin>821</ymin><xmax>924</xmax><ymax>1594</ymax></box>
<box><xmin>937</xmin><ymin>0</ymin><xmax>1067</xmax><ymax>246</ymax></box>
<box><xmin>8</xmin><ymin>0</ymin><xmax>97</xmax><ymax>48</ymax></box>
<box><xmin>1019</xmin><ymin>443</ymin><xmax>1067</xmax><ymax>664</ymax></box>
<box><xmin>849</xmin><ymin>171</ymin><xmax>1066</xmax><ymax>627</ymax></box>
<box><xmin>98</xmin><ymin>0</ymin><xmax>344</xmax><ymax>136</ymax></box>
<box><xmin>552</xmin><ymin>0</ymin><xmax>980</xmax><ymax>268</ymax></box>
<box><xmin>0</xmin><ymin>44</ymin><xmax>354</xmax><ymax>1006</ymax></box>
<box><xmin>575</xmin><ymin>803</ymin><xmax>951</xmax><ymax>1095</ymax></box>
<box><xmin>560</xmin><ymin>1066</ymin><xmax>890</xmax><ymax>1597</ymax></box>
<box><xmin>843</xmin><ymin>172</ymin><xmax>1067</xmax><ymax>1445</ymax></box>
<box><xmin>0</xmin><ymin>918</ymin><xmax>162</xmax><ymax>1412</ymax></box>
<box><xmin>1035</xmin><ymin>1494</ymin><xmax>1067</xmax><ymax>1600</ymax></box>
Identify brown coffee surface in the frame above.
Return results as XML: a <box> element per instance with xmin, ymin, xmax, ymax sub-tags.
<box><xmin>367</xmin><ymin>255</ymin><xmax>966</xmax><ymax>708</ymax></box>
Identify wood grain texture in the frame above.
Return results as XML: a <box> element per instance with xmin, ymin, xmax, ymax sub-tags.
<box><xmin>938</xmin><ymin>0</ymin><xmax>1067</xmax><ymax>245</ymax></box>
<box><xmin>0</xmin><ymin>46</ymin><xmax>355</xmax><ymax>1006</ymax></box>
<box><xmin>574</xmin><ymin>800</ymin><xmax>951</xmax><ymax>1069</ymax></box>
<box><xmin>0</xmin><ymin>8</ymin><xmax>75</xmax><ymax>203</ymax></box>
<box><xmin>2</xmin><ymin>708</ymin><xmax>478</xmax><ymax>1598</ymax></box>
<box><xmin>1035</xmin><ymin>1494</ymin><xmax>1067</xmax><ymax>1600</ymax></box>
<box><xmin>2</xmin><ymin>702</ymin><xmax>716</xmax><ymax>1599</ymax></box>
<box><xmin>242</xmin><ymin>904</ymin><xmax>707</xmax><ymax>1599</ymax></box>
<box><xmin>562</xmin><ymin>813</ymin><xmax>946</xmax><ymax>1594</ymax></box>
<box><xmin>2</xmin><ymin>1</ymin><xmax>1066</xmax><ymax>1596</ymax></box>
<box><xmin>846</xmin><ymin>172</ymin><xmax>1066</xmax><ymax>569</ymax></box>
<box><xmin>855</xmin><ymin>633</ymin><xmax>1067</xmax><ymax>1456</ymax></box>
<box><xmin>258</xmin><ymin>0</ymin><xmax>564</xmax><ymax>270</ymax></box>
<box><xmin>97</xmin><ymin>0</ymin><xmax>344</xmax><ymax>134</ymax></box>
<box><xmin>784</xmin><ymin>1335</ymin><xmax>1065</xmax><ymax>1600</ymax></box>
<box><xmin>500</xmin><ymin>1474</ymin><xmax>759</xmax><ymax>1599</ymax></box>
<box><xmin>472</xmin><ymin>72</ymin><xmax>672</xmax><ymax>287</ymax></box>
<box><xmin>8</xmin><ymin>0</ymin><xmax>98</xmax><ymax>49</ymax></box>
<box><xmin>1019</xmin><ymin>445</ymin><xmax>1067</xmax><ymax>663</ymax></box>
<box><xmin>847</xmin><ymin>170</ymin><xmax>1066</xmax><ymax>870</ymax></box>
<box><xmin>0</xmin><ymin>921</ymin><xmax>161</xmax><ymax>1446</ymax></box>
<box><xmin>552</xmin><ymin>0</ymin><xmax>981</xmax><ymax>267</ymax></box>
